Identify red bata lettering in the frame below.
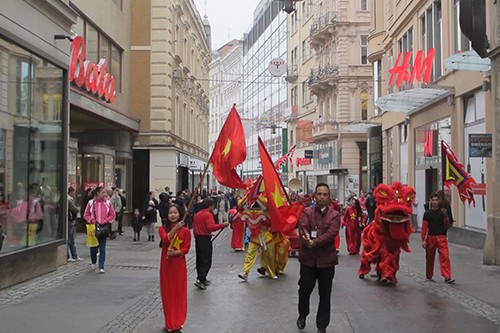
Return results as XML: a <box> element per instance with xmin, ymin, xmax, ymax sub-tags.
<box><xmin>389</xmin><ymin>48</ymin><xmax>435</xmax><ymax>88</ymax></box>
<box><xmin>69</xmin><ymin>36</ymin><xmax>116</xmax><ymax>103</ymax></box>
<box><xmin>296</xmin><ymin>158</ymin><xmax>311</xmax><ymax>166</ymax></box>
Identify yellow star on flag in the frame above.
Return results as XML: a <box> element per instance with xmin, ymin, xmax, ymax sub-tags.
<box><xmin>271</xmin><ymin>182</ymin><xmax>285</xmax><ymax>208</ymax></box>
<box><xmin>222</xmin><ymin>138</ymin><xmax>232</xmax><ymax>156</ymax></box>
<box><xmin>170</xmin><ymin>235</ymin><xmax>183</xmax><ymax>250</ymax></box>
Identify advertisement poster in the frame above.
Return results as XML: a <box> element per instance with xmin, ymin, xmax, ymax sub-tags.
<box><xmin>469</xmin><ymin>134</ymin><xmax>492</xmax><ymax>158</ymax></box>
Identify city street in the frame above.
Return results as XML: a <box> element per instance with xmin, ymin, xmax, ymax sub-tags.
<box><xmin>1</xmin><ymin>227</ymin><xmax>500</xmax><ymax>333</ymax></box>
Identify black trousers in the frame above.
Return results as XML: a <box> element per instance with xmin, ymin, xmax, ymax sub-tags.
<box><xmin>298</xmin><ymin>264</ymin><xmax>335</xmax><ymax>330</ymax></box>
<box><xmin>195</xmin><ymin>236</ymin><xmax>212</xmax><ymax>283</ymax></box>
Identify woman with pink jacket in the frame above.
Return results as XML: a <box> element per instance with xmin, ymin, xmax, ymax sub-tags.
<box><xmin>84</xmin><ymin>186</ymin><xmax>115</xmax><ymax>273</ymax></box>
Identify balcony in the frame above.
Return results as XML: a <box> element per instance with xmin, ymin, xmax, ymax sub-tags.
<box><xmin>286</xmin><ymin>64</ymin><xmax>298</xmax><ymax>82</ymax></box>
<box><xmin>308</xmin><ymin>64</ymin><xmax>339</xmax><ymax>92</ymax></box>
<box><xmin>311</xmin><ymin>118</ymin><xmax>339</xmax><ymax>143</ymax></box>
<box><xmin>309</xmin><ymin>11</ymin><xmax>339</xmax><ymax>47</ymax></box>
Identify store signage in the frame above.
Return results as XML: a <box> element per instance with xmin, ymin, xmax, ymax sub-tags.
<box><xmin>69</xmin><ymin>36</ymin><xmax>116</xmax><ymax>103</ymax></box>
<box><xmin>304</xmin><ymin>150</ymin><xmax>313</xmax><ymax>159</ymax></box>
<box><xmin>296</xmin><ymin>157</ymin><xmax>312</xmax><ymax>166</ymax></box>
<box><xmin>317</xmin><ymin>147</ymin><xmax>332</xmax><ymax>165</ymax></box>
<box><xmin>469</xmin><ymin>133</ymin><xmax>492</xmax><ymax>158</ymax></box>
<box><xmin>389</xmin><ymin>48</ymin><xmax>435</xmax><ymax>88</ymax></box>
<box><xmin>424</xmin><ymin>130</ymin><xmax>438</xmax><ymax>157</ymax></box>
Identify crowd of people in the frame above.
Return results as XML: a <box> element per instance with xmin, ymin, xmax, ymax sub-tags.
<box><xmin>21</xmin><ymin>181</ymin><xmax>452</xmax><ymax>333</ymax></box>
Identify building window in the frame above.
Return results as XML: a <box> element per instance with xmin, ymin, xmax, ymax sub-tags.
<box><xmin>361</xmin><ymin>90</ymin><xmax>368</xmax><ymax>120</ymax></box>
<box><xmin>360</xmin><ymin>35</ymin><xmax>368</xmax><ymax>64</ymax></box>
<box><xmin>302</xmin><ymin>81</ymin><xmax>312</xmax><ymax>105</ymax></box>
<box><xmin>361</xmin><ymin>0</ymin><xmax>367</xmax><ymax>11</ymax></box>
<box><xmin>373</xmin><ymin>59</ymin><xmax>382</xmax><ymax>115</ymax></box>
<box><xmin>465</xmin><ymin>91</ymin><xmax>486</xmax><ymax>124</ymax></box>
<box><xmin>291</xmin><ymin>11</ymin><xmax>298</xmax><ymax>33</ymax></box>
<box><xmin>72</xmin><ymin>16</ymin><xmax>123</xmax><ymax>92</ymax></box>
<box><xmin>302</xmin><ymin>39</ymin><xmax>311</xmax><ymax>62</ymax></box>
<box><xmin>291</xmin><ymin>86</ymin><xmax>298</xmax><ymax>107</ymax></box>
<box><xmin>291</xmin><ymin>47</ymin><xmax>297</xmax><ymax>66</ymax></box>
<box><xmin>400</xmin><ymin>123</ymin><xmax>408</xmax><ymax>143</ymax></box>
<box><xmin>453</xmin><ymin>0</ymin><xmax>471</xmax><ymax>52</ymax></box>
<box><xmin>421</xmin><ymin>1</ymin><xmax>442</xmax><ymax>81</ymax></box>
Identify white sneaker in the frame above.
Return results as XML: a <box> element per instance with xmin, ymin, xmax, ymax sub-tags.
<box><xmin>76</xmin><ymin>257</ymin><xmax>84</xmax><ymax>261</ymax></box>
<box><xmin>90</xmin><ymin>264</ymin><xmax>96</xmax><ymax>270</ymax></box>
<box><xmin>99</xmin><ymin>269</ymin><xmax>105</xmax><ymax>274</ymax></box>
<box><xmin>68</xmin><ymin>258</ymin><xmax>76</xmax><ymax>262</ymax></box>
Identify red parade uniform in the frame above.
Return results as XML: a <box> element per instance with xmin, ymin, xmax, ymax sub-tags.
<box><xmin>159</xmin><ymin>225</ymin><xmax>191</xmax><ymax>332</ymax></box>
<box><xmin>343</xmin><ymin>206</ymin><xmax>362</xmax><ymax>255</ymax></box>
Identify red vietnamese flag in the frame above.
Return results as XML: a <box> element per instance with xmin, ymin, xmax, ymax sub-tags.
<box><xmin>209</xmin><ymin>105</ymin><xmax>247</xmax><ymax>189</ymax></box>
<box><xmin>258</xmin><ymin>137</ymin><xmax>304</xmax><ymax>235</ymax></box>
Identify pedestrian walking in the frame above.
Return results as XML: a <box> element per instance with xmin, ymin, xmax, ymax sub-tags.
<box><xmin>297</xmin><ymin>183</ymin><xmax>341</xmax><ymax>333</ymax></box>
<box><xmin>343</xmin><ymin>198</ymin><xmax>363</xmax><ymax>255</ymax></box>
<box><xmin>421</xmin><ymin>192</ymin><xmax>455</xmax><ymax>284</ymax></box>
<box><xmin>159</xmin><ymin>204</ymin><xmax>191</xmax><ymax>333</ymax></box>
<box><xmin>131</xmin><ymin>208</ymin><xmax>142</xmax><ymax>241</ymax></box>
<box><xmin>142</xmin><ymin>191</ymin><xmax>159</xmax><ymax>242</ymax></box>
<box><xmin>110</xmin><ymin>188</ymin><xmax>122</xmax><ymax>235</ymax></box>
<box><xmin>365</xmin><ymin>190</ymin><xmax>376</xmax><ymax>223</ymax></box>
<box><xmin>67</xmin><ymin>187</ymin><xmax>83</xmax><ymax>262</ymax></box>
<box><xmin>193</xmin><ymin>198</ymin><xmax>229</xmax><ymax>290</ymax></box>
<box><xmin>84</xmin><ymin>186</ymin><xmax>115</xmax><ymax>273</ymax></box>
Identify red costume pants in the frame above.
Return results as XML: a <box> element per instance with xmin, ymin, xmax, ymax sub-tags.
<box><xmin>425</xmin><ymin>235</ymin><xmax>451</xmax><ymax>279</ymax></box>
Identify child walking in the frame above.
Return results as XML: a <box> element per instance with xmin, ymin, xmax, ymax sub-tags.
<box><xmin>131</xmin><ymin>208</ymin><xmax>142</xmax><ymax>241</ymax></box>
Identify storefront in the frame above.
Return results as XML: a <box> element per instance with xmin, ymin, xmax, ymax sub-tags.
<box><xmin>0</xmin><ymin>1</ymin><xmax>76</xmax><ymax>288</ymax></box>
<box><xmin>312</xmin><ymin>140</ymin><xmax>347</xmax><ymax>202</ymax></box>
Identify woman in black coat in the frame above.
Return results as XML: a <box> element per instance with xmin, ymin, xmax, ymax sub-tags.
<box><xmin>142</xmin><ymin>191</ymin><xmax>159</xmax><ymax>241</ymax></box>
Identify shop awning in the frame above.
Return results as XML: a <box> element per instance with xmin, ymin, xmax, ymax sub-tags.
<box><xmin>344</xmin><ymin>122</ymin><xmax>380</xmax><ymax>133</ymax></box>
<box><xmin>444</xmin><ymin>50</ymin><xmax>491</xmax><ymax>72</ymax></box>
<box><xmin>375</xmin><ymin>87</ymin><xmax>453</xmax><ymax>114</ymax></box>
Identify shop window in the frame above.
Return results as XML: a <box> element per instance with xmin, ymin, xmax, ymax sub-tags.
<box><xmin>465</xmin><ymin>91</ymin><xmax>486</xmax><ymax>124</ymax></box>
<box><xmin>0</xmin><ymin>40</ymin><xmax>64</xmax><ymax>255</ymax></box>
<box><xmin>86</xmin><ymin>24</ymin><xmax>98</xmax><ymax>63</ymax></box>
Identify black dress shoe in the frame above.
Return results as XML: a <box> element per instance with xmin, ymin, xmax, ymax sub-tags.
<box><xmin>296</xmin><ymin>317</ymin><xmax>306</xmax><ymax>330</ymax></box>
<box><xmin>317</xmin><ymin>328</ymin><xmax>326</xmax><ymax>333</ymax></box>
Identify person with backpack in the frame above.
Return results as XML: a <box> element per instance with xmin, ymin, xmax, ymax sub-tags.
<box><xmin>84</xmin><ymin>186</ymin><xmax>115</xmax><ymax>273</ymax></box>
<box><xmin>142</xmin><ymin>191</ymin><xmax>159</xmax><ymax>242</ymax></box>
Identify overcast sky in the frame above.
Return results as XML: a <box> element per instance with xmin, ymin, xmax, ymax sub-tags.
<box><xmin>193</xmin><ymin>0</ymin><xmax>261</xmax><ymax>50</ymax></box>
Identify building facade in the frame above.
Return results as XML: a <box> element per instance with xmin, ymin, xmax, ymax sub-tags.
<box><xmin>0</xmin><ymin>0</ymin><xmax>76</xmax><ymax>288</ymax></box>
<box><xmin>208</xmin><ymin>40</ymin><xmax>243</xmax><ymax>190</ymax></box>
<box><xmin>242</xmin><ymin>0</ymin><xmax>289</xmax><ymax>181</ymax></box>
<box><xmin>130</xmin><ymin>0</ymin><xmax>210</xmax><ymax>206</ymax></box>
<box><xmin>308</xmin><ymin>0</ymin><xmax>373</xmax><ymax>202</ymax></box>
<box><xmin>68</xmin><ymin>0</ymin><xmax>139</xmax><ymax>218</ymax></box>
<box><xmin>369</xmin><ymin>0</ymin><xmax>493</xmax><ymax>253</ymax></box>
<box><xmin>285</xmin><ymin>0</ymin><xmax>317</xmax><ymax>194</ymax></box>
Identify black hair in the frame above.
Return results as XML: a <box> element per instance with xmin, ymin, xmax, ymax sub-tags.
<box><xmin>202</xmin><ymin>198</ymin><xmax>214</xmax><ymax>209</ymax></box>
<box><xmin>315</xmin><ymin>183</ymin><xmax>330</xmax><ymax>193</ymax></box>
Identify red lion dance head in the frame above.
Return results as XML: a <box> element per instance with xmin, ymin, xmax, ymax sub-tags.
<box><xmin>358</xmin><ymin>181</ymin><xmax>415</xmax><ymax>285</ymax></box>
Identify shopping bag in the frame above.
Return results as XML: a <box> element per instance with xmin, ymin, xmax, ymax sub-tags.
<box><xmin>86</xmin><ymin>224</ymin><xmax>99</xmax><ymax>247</ymax></box>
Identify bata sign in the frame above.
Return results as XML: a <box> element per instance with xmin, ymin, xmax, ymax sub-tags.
<box><xmin>388</xmin><ymin>48</ymin><xmax>435</xmax><ymax>88</ymax></box>
<box><xmin>69</xmin><ymin>36</ymin><xmax>116</xmax><ymax>103</ymax></box>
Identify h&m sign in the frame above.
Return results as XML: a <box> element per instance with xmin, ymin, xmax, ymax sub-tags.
<box><xmin>389</xmin><ymin>48</ymin><xmax>435</xmax><ymax>88</ymax></box>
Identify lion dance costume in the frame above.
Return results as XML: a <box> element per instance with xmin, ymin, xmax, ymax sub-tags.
<box><xmin>358</xmin><ymin>181</ymin><xmax>415</xmax><ymax>285</ymax></box>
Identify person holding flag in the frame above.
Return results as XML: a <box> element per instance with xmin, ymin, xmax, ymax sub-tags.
<box><xmin>159</xmin><ymin>204</ymin><xmax>191</xmax><ymax>333</ymax></box>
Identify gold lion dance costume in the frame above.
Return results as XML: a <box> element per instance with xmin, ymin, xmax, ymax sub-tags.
<box><xmin>358</xmin><ymin>182</ymin><xmax>415</xmax><ymax>285</ymax></box>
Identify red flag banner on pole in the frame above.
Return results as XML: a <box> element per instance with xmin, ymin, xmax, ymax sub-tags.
<box><xmin>441</xmin><ymin>140</ymin><xmax>477</xmax><ymax>206</ymax></box>
<box><xmin>274</xmin><ymin>144</ymin><xmax>297</xmax><ymax>171</ymax></box>
<box><xmin>258</xmin><ymin>137</ymin><xmax>304</xmax><ymax>234</ymax></box>
<box><xmin>209</xmin><ymin>105</ymin><xmax>247</xmax><ymax>189</ymax></box>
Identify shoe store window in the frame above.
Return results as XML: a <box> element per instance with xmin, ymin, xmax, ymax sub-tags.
<box><xmin>0</xmin><ymin>37</ymin><xmax>65</xmax><ymax>255</ymax></box>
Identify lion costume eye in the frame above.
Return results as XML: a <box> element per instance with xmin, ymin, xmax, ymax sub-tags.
<box><xmin>374</xmin><ymin>184</ymin><xmax>393</xmax><ymax>205</ymax></box>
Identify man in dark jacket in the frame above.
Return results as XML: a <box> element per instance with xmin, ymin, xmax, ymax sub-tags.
<box><xmin>297</xmin><ymin>183</ymin><xmax>341</xmax><ymax>333</ymax></box>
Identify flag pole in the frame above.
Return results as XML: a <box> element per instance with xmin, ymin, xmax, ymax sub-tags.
<box><xmin>441</xmin><ymin>140</ymin><xmax>445</xmax><ymax>195</ymax></box>
<box><xmin>181</xmin><ymin>160</ymin><xmax>211</xmax><ymax>223</ymax></box>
